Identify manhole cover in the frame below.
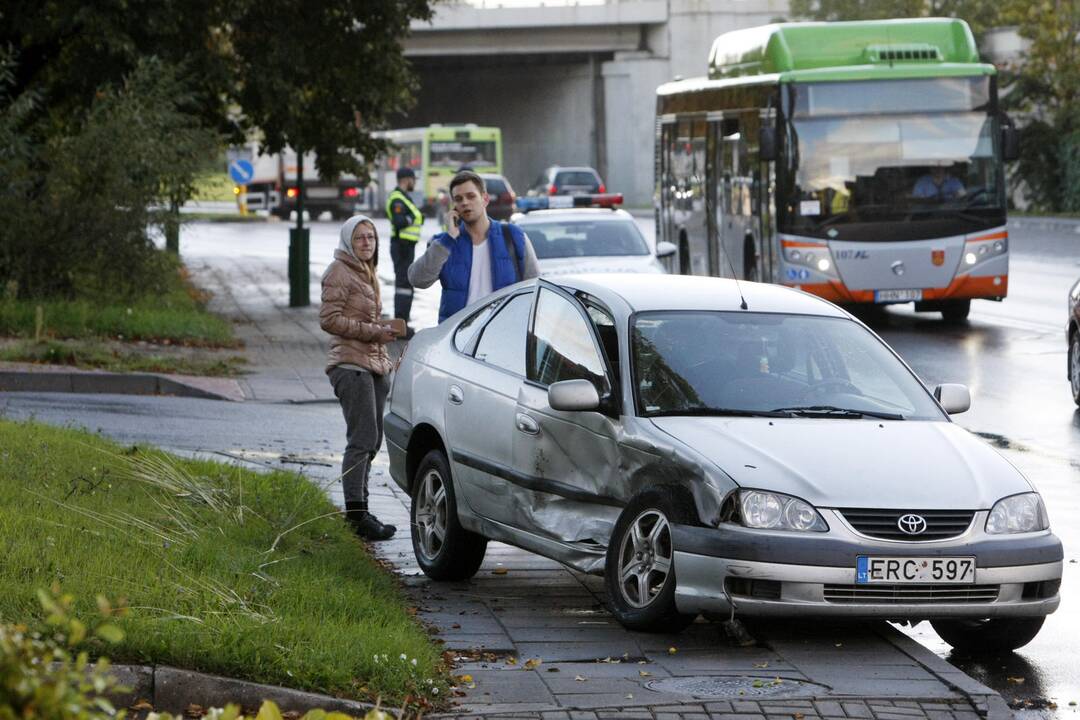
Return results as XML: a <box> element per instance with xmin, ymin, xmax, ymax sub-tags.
<box><xmin>647</xmin><ymin>675</ymin><xmax>827</xmax><ymax>699</ymax></box>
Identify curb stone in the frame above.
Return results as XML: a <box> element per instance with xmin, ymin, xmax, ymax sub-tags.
<box><xmin>0</xmin><ymin>369</ymin><xmax>244</xmax><ymax>401</ymax></box>
<box><xmin>105</xmin><ymin>664</ymin><xmax>383</xmax><ymax>716</ymax></box>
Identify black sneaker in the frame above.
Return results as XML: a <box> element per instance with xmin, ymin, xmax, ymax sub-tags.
<box><xmin>353</xmin><ymin>512</ymin><xmax>396</xmax><ymax>541</ymax></box>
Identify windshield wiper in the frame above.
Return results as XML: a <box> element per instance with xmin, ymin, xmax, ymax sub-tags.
<box><xmin>771</xmin><ymin>405</ymin><xmax>905</xmax><ymax>420</ymax></box>
<box><xmin>649</xmin><ymin>407</ymin><xmax>795</xmax><ymax>419</ymax></box>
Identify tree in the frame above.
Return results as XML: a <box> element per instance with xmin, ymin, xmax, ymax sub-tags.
<box><xmin>0</xmin><ymin>0</ymin><xmax>435</xmax><ymax>180</ymax></box>
<box><xmin>999</xmin><ymin>0</ymin><xmax>1080</xmax><ymax>211</ymax></box>
<box><xmin>786</xmin><ymin>0</ymin><xmax>1003</xmax><ymax>47</ymax></box>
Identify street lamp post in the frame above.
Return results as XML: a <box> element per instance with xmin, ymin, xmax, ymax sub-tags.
<box><xmin>289</xmin><ymin>153</ymin><xmax>310</xmax><ymax>307</ymax></box>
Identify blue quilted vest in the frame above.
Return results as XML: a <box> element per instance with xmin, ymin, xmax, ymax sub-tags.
<box><xmin>437</xmin><ymin>219</ymin><xmax>526</xmax><ymax>323</ymax></box>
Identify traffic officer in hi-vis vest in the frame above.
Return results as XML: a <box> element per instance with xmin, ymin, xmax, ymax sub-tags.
<box><xmin>386</xmin><ymin>167</ymin><xmax>423</xmax><ymax>333</ymax></box>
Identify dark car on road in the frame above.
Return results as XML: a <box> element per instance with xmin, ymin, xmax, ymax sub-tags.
<box><xmin>482</xmin><ymin>173</ymin><xmax>516</xmax><ymax>221</ymax></box>
<box><xmin>1069</xmin><ymin>278</ymin><xmax>1080</xmax><ymax>405</ymax></box>
<box><xmin>529</xmin><ymin>166</ymin><xmax>606</xmax><ymax>196</ymax></box>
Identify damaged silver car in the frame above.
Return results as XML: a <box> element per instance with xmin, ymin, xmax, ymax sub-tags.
<box><xmin>384</xmin><ymin>274</ymin><xmax>1062</xmax><ymax>651</ymax></box>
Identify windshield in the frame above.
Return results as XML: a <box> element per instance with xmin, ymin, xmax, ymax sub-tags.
<box><xmin>632</xmin><ymin>311</ymin><xmax>945</xmax><ymax>420</ymax></box>
<box><xmin>429</xmin><ymin>140</ymin><xmax>498</xmax><ymax>168</ymax></box>
<box><xmin>779</xmin><ymin>78</ymin><xmax>1004</xmax><ymax>240</ymax></box>
<box><xmin>523</xmin><ymin>220</ymin><xmax>650</xmax><ymax>259</ymax></box>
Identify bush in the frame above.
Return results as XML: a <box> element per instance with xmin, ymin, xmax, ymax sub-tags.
<box><xmin>0</xmin><ymin>586</ymin><xmax>127</xmax><ymax>720</ymax></box>
<box><xmin>0</xmin><ymin>53</ymin><xmax>218</xmax><ymax>303</ymax></box>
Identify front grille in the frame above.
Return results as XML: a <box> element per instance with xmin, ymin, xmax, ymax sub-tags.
<box><xmin>839</xmin><ymin>508</ymin><xmax>975</xmax><ymax>541</ymax></box>
<box><xmin>824</xmin><ymin>584</ymin><xmax>999</xmax><ymax>604</ymax></box>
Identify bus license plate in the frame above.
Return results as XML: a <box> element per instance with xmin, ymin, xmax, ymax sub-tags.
<box><xmin>874</xmin><ymin>289</ymin><xmax>922</xmax><ymax>303</ymax></box>
<box><xmin>856</xmin><ymin>556</ymin><xmax>975</xmax><ymax>584</ymax></box>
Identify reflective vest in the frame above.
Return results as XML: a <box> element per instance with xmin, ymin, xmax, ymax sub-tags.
<box><xmin>386</xmin><ymin>188</ymin><xmax>423</xmax><ymax>242</ymax></box>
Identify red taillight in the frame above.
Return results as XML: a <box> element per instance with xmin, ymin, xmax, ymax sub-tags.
<box><xmin>548</xmin><ymin>184</ymin><xmax>557</xmax><ymax>195</ymax></box>
<box><xmin>286</xmin><ymin>187</ymin><xmax>298</xmax><ymax>198</ymax></box>
<box><xmin>598</xmin><ymin>183</ymin><xmax>606</xmax><ymax>193</ymax></box>
<box><xmin>343</xmin><ymin>187</ymin><xmax>359</xmax><ymax>198</ymax></box>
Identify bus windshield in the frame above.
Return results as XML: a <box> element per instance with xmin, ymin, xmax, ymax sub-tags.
<box><xmin>780</xmin><ymin>77</ymin><xmax>1004</xmax><ymax>241</ymax></box>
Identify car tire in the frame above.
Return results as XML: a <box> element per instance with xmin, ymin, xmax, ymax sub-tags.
<box><xmin>930</xmin><ymin>617</ymin><xmax>1045</xmax><ymax>653</ymax></box>
<box><xmin>1069</xmin><ymin>331</ymin><xmax>1080</xmax><ymax>407</ymax></box>
<box><xmin>410</xmin><ymin>449</ymin><xmax>487</xmax><ymax>581</ymax></box>
<box><xmin>940</xmin><ymin>299</ymin><xmax>971</xmax><ymax>323</ymax></box>
<box><xmin>604</xmin><ymin>487</ymin><xmax>697</xmax><ymax>633</ymax></box>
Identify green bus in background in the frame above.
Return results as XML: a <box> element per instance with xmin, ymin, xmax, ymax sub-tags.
<box><xmin>374</xmin><ymin>124</ymin><xmax>503</xmax><ymax>217</ymax></box>
<box><xmin>656</xmin><ymin>18</ymin><xmax>1019</xmax><ymax>322</ymax></box>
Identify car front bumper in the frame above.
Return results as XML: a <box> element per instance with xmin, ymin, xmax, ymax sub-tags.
<box><xmin>671</xmin><ymin>514</ymin><xmax>1062</xmax><ymax>619</ymax></box>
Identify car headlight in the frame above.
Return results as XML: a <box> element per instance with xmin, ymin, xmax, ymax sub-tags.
<box><xmin>739</xmin><ymin>490</ymin><xmax>828</xmax><ymax>532</ymax></box>
<box><xmin>986</xmin><ymin>493</ymin><xmax>1049</xmax><ymax>534</ymax></box>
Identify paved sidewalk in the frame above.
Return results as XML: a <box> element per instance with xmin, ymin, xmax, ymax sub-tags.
<box><xmin>184</xmin><ymin>241</ymin><xmax>1010</xmax><ymax>720</ymax></box>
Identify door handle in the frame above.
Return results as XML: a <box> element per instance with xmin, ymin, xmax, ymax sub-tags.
<box><xmin>515</xmin><ymin>413</ymin><xmax>539</xmax><ymax>435</ymax></box>
<box><xmin>448</xmin><ymin>385</ymin><xmax>464</xmax><ymax>405</ymax></box>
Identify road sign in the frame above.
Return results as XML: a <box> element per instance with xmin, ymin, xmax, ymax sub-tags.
<box><xmin>228</xmin><ymin>159</ymin><xmax>254</xmax><ymax>184</ymax></box>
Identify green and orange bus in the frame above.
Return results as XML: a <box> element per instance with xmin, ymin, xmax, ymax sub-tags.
<box><xmin>656</xmin><ymin>18</ymin><xmax>1017</xmax><ymax>321</ymax></box>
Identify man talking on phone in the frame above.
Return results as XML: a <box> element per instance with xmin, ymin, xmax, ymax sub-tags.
<box><xmin>408</xmin><ymin>170</ymin><xmax>539</xmax><ymax>324</ymax></box>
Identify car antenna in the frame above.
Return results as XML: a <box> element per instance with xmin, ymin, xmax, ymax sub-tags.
<box><xmin>721</xmin><ymin>245</ymin><xmax>750</xmax><ymax>310</ymax></box>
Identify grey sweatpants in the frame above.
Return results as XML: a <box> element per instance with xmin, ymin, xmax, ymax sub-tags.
<box><xmin>328</xmin><ymin>366</ymin><xmax>390</xmax><ymax>508</ymax></box>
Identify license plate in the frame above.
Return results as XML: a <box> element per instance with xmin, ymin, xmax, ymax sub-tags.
<box><xmin>856</xmin><ymin>556</ymin><xmax>975</xmax><ymax>584</ymax></box>
<box><xmin>307</xmin><ymin>187</ymin><xmax>339</xmax><ymax>199</ymax></box>
<box><xmin>874</xmin><ymin>289</ymin><xmax>922</xmax><ymax>303</ymax></box>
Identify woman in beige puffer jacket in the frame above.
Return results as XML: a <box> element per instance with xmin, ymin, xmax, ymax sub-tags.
<box><xmin>320</xmin><ymin>214</ymin><xmax>398</xmax><ymax>541</ymax></box>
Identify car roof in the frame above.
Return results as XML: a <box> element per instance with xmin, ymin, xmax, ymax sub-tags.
<box><xmin>551</xmin><ymin>166</ymin><xmax>600</xmax><ymax>174</ymax></box>
<box><xmin>550</xmin><ymin>274</ymin><xmax>850</xmax><ymax>317</ymax></box>
<box><xmin>514</xmin><ymin>209</ymin><xmax>632</xmax><ymax>223</ymax></box>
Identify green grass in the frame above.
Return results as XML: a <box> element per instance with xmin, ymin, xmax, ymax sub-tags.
<box><xmin>0</xmin><ymin>270</ymin><xmax>235</xmax><ymax>347</ymax></box>
<box><xmin>0</xmin><ymin>420</ymin><xmax>448</xmax><ymax>709</ymax></box>
<box><xmin>0</xmin><ymin>340</ymin><xmax>247</xmax><ymax>376</ymax></box>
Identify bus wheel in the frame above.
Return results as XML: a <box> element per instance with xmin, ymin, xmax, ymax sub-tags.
<box><xmin>941</xmin><ymin>300</ymin><xmax>971</xmax><ymax>323</ymax></box>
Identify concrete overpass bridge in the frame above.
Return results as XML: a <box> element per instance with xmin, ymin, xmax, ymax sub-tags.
<box><xmin>402</xmin><ymin>0</ymin><xmax>788</xmax><ymax>207</ymax></box>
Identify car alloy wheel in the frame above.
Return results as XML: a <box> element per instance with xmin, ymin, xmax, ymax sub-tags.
<box><xmin>617</xmin><ymin>509</ymin><xmax>674</xmax><ymax>609</ymax></box>
<box><xmin>414</xmin><ymin>468</ymin><xmax>447</xmax><ymax>561</ymax></box>
<box><xmin>1070</xmin><ymin>333</ymin><xmax>1080</xmax><ymax>406</ymax></box>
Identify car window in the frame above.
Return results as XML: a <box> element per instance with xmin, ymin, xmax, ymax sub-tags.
<box><xmin>473</xmin><ymin>292</ymin><xmax>532</xmax><ymax>374</ymax></box>
<box><xmin>530</xmin><ymin>288</ymin><xmax>610</xmax><ymax>393</ymax></box>
<box><xmin>631</xmin><ymin>311</ymin><xmax>944</xmax><ymax>419</ymax></box>
<box><xmin>555</xmin><ymin>171</ymin><xmax>600</xmax><ymax>189</ymax></box>
<box><xmin>484</xmin><ymin>178</ymin><xmax>507</xmax><ymax>195</ymax></box>
<box><xmin>519</xmin><ymin>220</ymin><xmax>649</xmax><ymax>259</ymax></box>
<box><xmin>454</xmin><ymin>299</ymin><xmax>501</xmax><ymax>353</ymax></box>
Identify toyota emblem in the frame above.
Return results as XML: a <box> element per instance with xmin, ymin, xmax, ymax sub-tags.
<box><xmin>898</xmin><ymin>513</ymin><xmax>928</xmax><ymax>535</ymax></box>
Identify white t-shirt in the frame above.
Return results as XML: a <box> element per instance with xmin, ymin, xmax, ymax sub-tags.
<box><xmin>467</xmin><ymin>238</ymin><xmax>493</xmax><ymax>306</ymax></box>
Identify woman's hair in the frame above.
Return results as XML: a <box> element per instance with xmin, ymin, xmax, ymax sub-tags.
<box><xmin>351</xmin><ymin>220</ymin><xmax>380</xmax><ymax>298</ymax></box>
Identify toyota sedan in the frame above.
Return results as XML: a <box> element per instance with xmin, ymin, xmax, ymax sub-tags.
<box><xmin>384</xmin><ymin>274</ymin><xmax>1061</xmax><ymax>651</ymax></box>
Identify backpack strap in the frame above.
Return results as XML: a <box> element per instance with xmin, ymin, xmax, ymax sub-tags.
<box><xmin>501</xmin><ymin>222</ymin><xmax>523</xmax><ymax>282</ymax></box>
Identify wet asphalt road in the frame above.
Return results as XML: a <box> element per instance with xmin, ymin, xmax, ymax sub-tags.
<box><xmin>2</xmin><ymin>215</ymin><xmax>1079</xmax><ymax>714</ymax></box>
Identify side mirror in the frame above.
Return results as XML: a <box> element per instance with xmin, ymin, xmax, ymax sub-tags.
<box><xmin>656</xmin><ymin>241</ymin><xmax>678</xmax><ymax>258</ymax></box>
<box><xmin>934</xmin><ymin>383</ymin><xmax>971</xmax><ymax>414</ymax></box>
<box><xmin>548</xmin><ymin>379</ymin><xmax>600</xmax><ymax>412</ymax></box>
<box><xmin>759</xmin><ymin>126</ymin><xmax>777</xmax><ymax>162</ymax></box>
<box><xmin>1001</xmin><ymin>114</ymin><xmax>1019</xmax><ymax>162</ymax></box>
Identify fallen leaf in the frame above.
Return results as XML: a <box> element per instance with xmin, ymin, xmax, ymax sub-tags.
<box><xmin>625</xmin><ymin>694</ymin><xmax>634</xmax><ymax>700</ymax></box>
<box><xmin>451</xmin><ymin>623</ymin><xmax>461</xmax><ymax>629</ymax></box>
<box><xmin>834</xmin><ymin>643</ymin><xmax>843</xmax><ymax>647</ymax></box>
<box><xmin>639</xmin><ymin>670</ymin><xmax>652</xmax><ymax>677</ymax></box>
<box><xmin>753</xmin><ymin>662</ymin><xmax>769</xmax><ymax>669</ymax></box>
<box><xmin>1007</xmin><ymin>676</ymin><xmax>1026</xmax><ymax>685</ymax></box>
<box><xmin>456</xmin><ymin>674</ymin><xmax>473</xmax><ymax>684</ymax></box>
<box><xmin>492</xmin><ymin>565</ymin><xmax>508</xmax><ymax>575</ymax></box>
<box><xmin>129</xmin><ymin>701</ymin><xmax>154</xmax><ymax>711</ymax></box>
<box><xmin>794</xmin><ymin>713</ymin><xmax>805</xmax><ymax>720</ymax></box>
<box><xmin>668</xmin><ymin>647</ymin><xmax>678</xmax><ymax>655</ymax></box>
<box><xmin>575</xmin><ymin>675</ymin><xmax>588</xmax><ymax>682</ymax></box>
<box><xmin>524</xmin><ymin>658</ymin><xmax>542</xmax><ymax>670</ymax></box>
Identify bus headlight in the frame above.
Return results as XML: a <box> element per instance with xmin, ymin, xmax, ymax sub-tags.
<box><xmin>961</xmin><ymin>237</ymin><xmax>1007</xmax><ymax>270</ymax></box>
<box><xmin>783</xmin><ymin>244</ymin><xmax>838</xmax><ymax>280</ymax></box>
